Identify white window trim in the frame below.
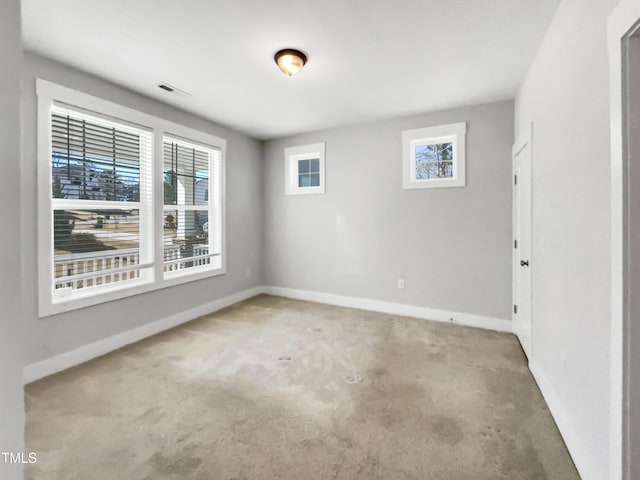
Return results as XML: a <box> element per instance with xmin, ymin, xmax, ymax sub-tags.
<box><xmin>402</xmin><ymin>122</ymin><xmax>467</xmax><ymax>189</ymax></box>
<box><xmin>284</xmin><ymin>142</ymin><xmax>326</xmax><ymax>195</ymax></box>
<box><xmin>161</xmin><ymin>134</ymin><xmax>223</xmax><ymax>280</ymax></box>
<box><xmin>37</xmin><ymin>79</ymin><xmax>226</xmax><ymax>317</ymax></box>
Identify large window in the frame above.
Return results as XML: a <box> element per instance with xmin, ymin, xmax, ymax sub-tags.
<box><xmin>38</xmin><ymin>80</ymin><xmax>226</xmax><ymax>316</ymax></box>
<box><xmin>50</xmin><ymin>106</ymin><xmax>154</xmax><ymax>297</ymax></box>
<box><xmin>162</xmin><ymin>137</ymin><xmax>222</xmax><ymax>276</ymax></box>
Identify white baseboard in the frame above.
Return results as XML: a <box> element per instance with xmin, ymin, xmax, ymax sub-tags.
<box><xmin>25</xmin><ymin>283</ymin><xmax>590</xmax><ymax>479</ymax></box>
<box><xmin>529</xmin><ymin>358</ymin><xmax>595</xmax><ymax>480</ymax></box>
<box><xmin>23</xmin><ymin>286</ymin><xmax>263</xmax><ymax>384</ymax></box>
<box><xmin>24</xmin><ymin>285</ymin><xmax>511</xmax><ymax>384</ymax></box>
<box><xmin>263</xmin><ymin>286</ymin><xmax>511</xmax><ymax>333</ymax></box>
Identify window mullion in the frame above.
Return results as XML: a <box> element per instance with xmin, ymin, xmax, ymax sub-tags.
<box><xmin>212</xmin><ymin>152</ymin><xmax>223</xmax><ymax>253</ymax></box>
<box><xmin>51</xmin><ymin>199</ymin><xmax>141</xmax><ymax>210</ymax></box>
<box><xmin>153</xmin><ymin>130</ymin><xmax>165</xmax><ymax>282</ymax></box>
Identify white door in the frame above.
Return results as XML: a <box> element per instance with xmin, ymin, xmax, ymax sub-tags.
<box><xmin>513</xmin><ymin>126</ymin><xmax>532</xmax><ymax>359</ymax></box>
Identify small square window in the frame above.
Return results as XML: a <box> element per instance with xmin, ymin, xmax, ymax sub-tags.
<box><xmin>402</xmin><ymin>122</ymin><xmax>466</xmax><ymax>189</ymax></box>
<box><xmin>284</xmin><ymin>143</ymin><xmax>326</xmax><ymax>195</ymax></box>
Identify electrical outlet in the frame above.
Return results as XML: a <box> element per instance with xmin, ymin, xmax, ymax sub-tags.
<box><xmin>245</xmin><ymin>268</ymin><xmax>252</xmax><ymax>278</ymax></box>
<box><xmin>397</xmin><ymin>278</ymin><xmax>405</xmax><ymax>289</ymax></box>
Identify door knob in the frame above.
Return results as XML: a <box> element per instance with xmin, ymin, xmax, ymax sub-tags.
<box><xmin>520</xmin><ymin>260</ymin><xmax>529</xmax><ymax>267</ymax></box>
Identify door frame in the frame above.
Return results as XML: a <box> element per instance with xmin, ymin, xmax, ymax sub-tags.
<box><xmin>609</xmin><ymin>1</ymin><xmax>640</xmax><ymax>478</ymax></box>
<box><xmin>512</xmin><ymin>123</ymin><xmax>533</xmax><ymax>358</ymax></box>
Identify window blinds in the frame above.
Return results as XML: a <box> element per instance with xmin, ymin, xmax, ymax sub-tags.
<box><xmin>162</xmin><ymin>137</ymin><xmax>221</xmax><ymax>273</ymax></box>
<box><xmin>51</xmin><ymin>106</ymin><xmax>153</xmax><ymax>293</ymax></box>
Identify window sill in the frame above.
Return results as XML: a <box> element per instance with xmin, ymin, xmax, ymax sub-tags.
<box><xmin>40</xmin><ymin>265</ymin><xmax>226</xmax><ymax>318</ymax></box>
<box><xmin>402</xmin><ymin>178</ymin><xmax>466</xmax><ymax>189</ymax></box>
<box><xmin>285</xmin><ymin>186</ymin><xmax>326</xmax><ymax>195</ymax></box>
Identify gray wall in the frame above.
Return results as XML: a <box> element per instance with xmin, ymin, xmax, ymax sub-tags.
<box><xmin>514</xmin><ymin>0</ymin><xmax>620</xmax><ymax>477</ymax></box>
<box><xmin>0</xmin><ymin>0</ymin><xmax>24</xmax><ymax>478</ymax></box>
<box><xmin>22</xmin><ymin>53</ymin><xmax>263</xmax><ymax>365</ymax></box>
<box><xmin>263</xmin><ymin>101</ymin><xmax>513</xmax><ymax>320</ymax></box>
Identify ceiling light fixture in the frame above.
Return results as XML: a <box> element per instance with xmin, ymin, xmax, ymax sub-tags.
<box><xmin>274</xmin><ymin>48</ymin><xmax>307</xmax><ymax>77</ymax></box>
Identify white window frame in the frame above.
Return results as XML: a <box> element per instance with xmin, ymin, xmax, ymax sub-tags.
<box><xmin>37</xmin><ymin>79</ymin><xmax>226</xmax><ymax>317</ymax></box>
<box><xmin>284</xmin><ymin>142</ymin><xmax>326</xmax><ymax>195</ymax></box>
<box><xmin>161</xmin><ymin>134</ymin><xmax>223</xmax><ymax>280</ymax></box>
<box><xmin>402</xmin><ymin>122</ymin><xmax>466</xmax><ymax>189</ymax></box>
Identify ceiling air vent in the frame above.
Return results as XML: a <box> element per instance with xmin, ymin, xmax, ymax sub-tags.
<box><xmin>157</xmin><ymin>83</ymin><xmax>191</xmax><ymax>98</ymax></box>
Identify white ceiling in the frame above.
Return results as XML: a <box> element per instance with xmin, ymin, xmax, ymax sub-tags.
<box><xmin>22</xmin><ymin>0</ymin><xmax>560</xmax><ymax>140</ymax></box>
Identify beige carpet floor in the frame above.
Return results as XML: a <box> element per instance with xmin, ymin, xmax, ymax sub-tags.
<box><xmin>25</xmin><ymin>295</ymin><xmax>579</xmax><ymax>480</ymax></box>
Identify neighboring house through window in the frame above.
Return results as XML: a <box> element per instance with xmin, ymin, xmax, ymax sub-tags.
<box><xmin>38</xmin><ymin>80</ymin><xmax>226</xmax><ymax>316</ymax></box>
<box><xmin>162</xmin><ymin>137</ymin><xmax>222</xmax><ymax>276</ymax></box>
